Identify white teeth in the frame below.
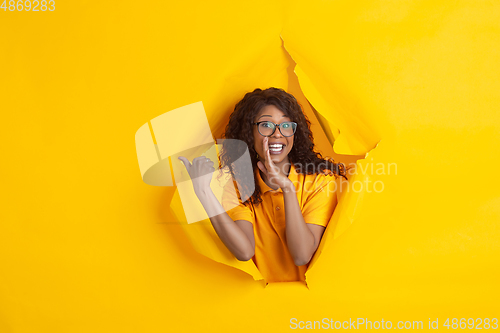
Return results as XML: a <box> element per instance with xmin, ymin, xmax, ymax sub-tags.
<box><xmin>269</xmin><ymin>144</ymin><xmax>284</xmax><ymax>152</ymax></box>
<box><xmin>269</xmin><ymin>143</ymin><xmax>284</xmax><ymax>152</ymax></box>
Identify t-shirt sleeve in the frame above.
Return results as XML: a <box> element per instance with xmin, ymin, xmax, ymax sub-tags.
<box><xmin>301</xmin><ymin>174</ymin><xmax>338</xmax><ymax>227</ymax></box>
<box><xmin>221</xmin><ymin>181</ymin><xmax>255</xmax><ymax>224</ymax></box>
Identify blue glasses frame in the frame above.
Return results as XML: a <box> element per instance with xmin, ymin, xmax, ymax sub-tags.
<box><xmin>252</xmin><ymin>121</ymin><xmax>297</xmax><ymax>137</ymax></box>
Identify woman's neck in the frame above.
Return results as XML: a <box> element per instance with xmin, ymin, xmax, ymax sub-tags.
<box><xmin>275</xmin><ymin>157</ymin><xmax>291</xmax><ymax>176</ymax></box>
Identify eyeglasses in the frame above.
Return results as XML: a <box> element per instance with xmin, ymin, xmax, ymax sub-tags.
<box><xmin>252</xmin><ymin>121</ymin><xmax>297</xmax><ymax>137</ymax></box>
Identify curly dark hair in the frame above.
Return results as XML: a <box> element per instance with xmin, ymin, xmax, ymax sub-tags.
<box><xmin>217</xmin><ymin>87</ymin><xmax>349</xmax><ymax>208</ymax></box>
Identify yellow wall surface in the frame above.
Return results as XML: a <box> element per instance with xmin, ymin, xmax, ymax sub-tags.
<box><xmin>1</xmin><ymin>0</ymin><xmax>499</xmax><ymax>332</ymax></box>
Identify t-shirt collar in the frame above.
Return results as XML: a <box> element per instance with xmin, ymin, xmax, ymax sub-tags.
<box><xmin>256</xmin><ymin>162</ymin><xmax>298</xmax><ymax>193</ymax></box>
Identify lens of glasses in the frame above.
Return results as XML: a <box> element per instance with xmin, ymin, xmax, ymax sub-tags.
<box><xmin>258</xmin><ymin>121</ymin><xmax>296</xmax><ymax>137</ymax></box>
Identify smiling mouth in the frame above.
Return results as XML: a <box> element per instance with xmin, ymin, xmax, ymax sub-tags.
<box><xmin>269</xmin><ymin>144</ymin><xmax>285</xmax><ymax>153</ymax></box>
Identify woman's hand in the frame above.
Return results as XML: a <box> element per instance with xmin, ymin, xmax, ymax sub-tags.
<box><xmin>257</xmin><ymin>137</ymin><xmax>293</xmax><ymax>190</ymax></box>
<box><xmin>178</xmin><ymin>156</ymin><xmax>215</xmax><ymax>195</ymax></box>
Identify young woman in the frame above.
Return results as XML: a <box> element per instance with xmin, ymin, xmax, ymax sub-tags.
<box><xmin>179</xmin><ymin>87</ymin><xmax>348</xmax><ymax>283</ymax></box>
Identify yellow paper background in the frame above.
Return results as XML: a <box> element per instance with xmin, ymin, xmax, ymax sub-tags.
<box><xmin>1</xmin><ymin>0</ymin><xmax>500</xmax><ymax>332</ymax></box>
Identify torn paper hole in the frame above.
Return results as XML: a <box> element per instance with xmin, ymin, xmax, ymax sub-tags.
<box><xmin>135</xmin><ymin>41</ymin><xmax>378</xmax><ymax>286</ymax></box>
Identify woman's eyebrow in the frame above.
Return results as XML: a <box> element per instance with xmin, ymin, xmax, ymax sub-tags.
<box><xmin>258</xmin><ymin>115</ymin><xmax>288</xmax><ymax>119</ymax></box>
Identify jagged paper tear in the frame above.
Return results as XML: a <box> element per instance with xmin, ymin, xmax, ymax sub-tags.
<box><xmin>135</xmin><ymin>46</ymin><xmax>376</xmax><ymax>284</ymax></box>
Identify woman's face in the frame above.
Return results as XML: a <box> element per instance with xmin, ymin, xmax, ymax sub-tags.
<box><xmin>253</xmin><ymin>104</ymin><xmax>294</xmax><ymax>166</ymax></box>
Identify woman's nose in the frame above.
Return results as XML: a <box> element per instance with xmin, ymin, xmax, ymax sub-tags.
<box><xmin>272</xmin><ymin>126</ymin><xmax>283</xmax><ymax>138</ymax></box>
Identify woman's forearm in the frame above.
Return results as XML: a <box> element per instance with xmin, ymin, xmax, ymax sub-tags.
<box><xmin>282</xmin><ymin>184</ymin><xmax>316</xmax><ymax>266</ymax></box>
<box><xmin>195</xmin><ymin>188</ymin><xmax>255</xmax><ymax>261</ymax></box>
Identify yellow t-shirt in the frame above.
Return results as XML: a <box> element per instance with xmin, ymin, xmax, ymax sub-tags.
<box><xmin>221</xmin><ymin>162</ymin><xmax>338</xmax><ymax>283</ymax></box>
